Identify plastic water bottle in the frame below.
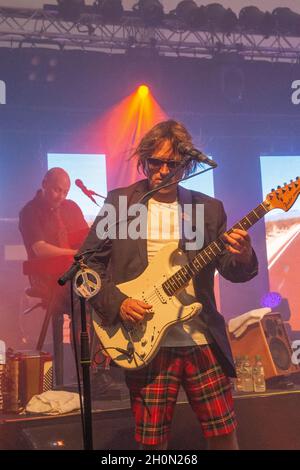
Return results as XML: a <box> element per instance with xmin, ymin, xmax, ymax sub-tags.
<box><xmin>234</xmin><ymin>356</ymin><xmax>244</xmax><ymax>392</ymax></box>
<box><xmin>253</xmin><ymin>355</ymin><xmax>266</xmax><ymax>392</ymax></box>
<box><xmin>0</xmin><ymin>340</ymin><xmax>5</xmax><ymax>365</ymax></box>
<box><xmin>241</xmin><ymin>355</ymin><xmax>254</xmax><ymax>392</ymax></box>
<box><xmin>0</xmin><ymin>340</ymin><xmax>5</xmax><ymax>412</ymax></box>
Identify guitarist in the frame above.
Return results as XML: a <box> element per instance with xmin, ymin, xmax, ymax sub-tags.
<box><xmin>80</xmin><ymin>120</ymin><xmax>258</xmax><ymax>450</ymax></box>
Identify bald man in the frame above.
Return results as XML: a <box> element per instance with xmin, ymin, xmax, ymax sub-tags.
<box><xmin>19</xmin><ymin>167</ymin><xmax>89</xmax><ymax>385</ymax></box>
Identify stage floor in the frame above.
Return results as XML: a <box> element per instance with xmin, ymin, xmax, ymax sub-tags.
<box><xmin>1</xmin><ymin>383</ymin><xmax>300</xmax><ymax>450</ymax></box>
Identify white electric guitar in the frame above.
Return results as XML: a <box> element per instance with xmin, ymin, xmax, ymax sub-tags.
<box><xmin>93</xmin><ymin>179</ymin><xmax>300</xmax><ymax>370</ymax></box>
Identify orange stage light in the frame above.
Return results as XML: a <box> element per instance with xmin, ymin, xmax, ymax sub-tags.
<box><xmin>72</xmin><ymin>84</ymin><xmax>167</xmax><ymax>190</ymax></box>
<box><xmin>138</xmin><ymin>85</ymin><xmax>149</xmax><ymax>98</ymax></box>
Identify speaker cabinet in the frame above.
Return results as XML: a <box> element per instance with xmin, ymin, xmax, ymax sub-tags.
<box><xmin>228</xmin><ymin>313</ymin><xmax>299</xmax><ymax>379</ymax></box>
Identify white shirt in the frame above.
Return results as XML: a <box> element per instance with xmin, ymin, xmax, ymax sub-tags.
<box><xmin>147</xmin><ymin>198</ymin><xmax>210</xmax><ymax>347</ymax></box>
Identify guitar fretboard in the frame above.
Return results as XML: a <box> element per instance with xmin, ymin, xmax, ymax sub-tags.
<box><xmin>162</xmin><ymin>201</ymin><xmax>270</xmax><ymax>296</ymax></box>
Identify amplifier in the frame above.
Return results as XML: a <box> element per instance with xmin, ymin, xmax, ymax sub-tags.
<box><xmin>3</xmin><ymin>350</ymin><xmax>53</xmax><ymax>412</ymax></box>
<box><xmin>228</xmin><ymin>313</ymin><xmax>299</xmax><ymax>379</ymax></box>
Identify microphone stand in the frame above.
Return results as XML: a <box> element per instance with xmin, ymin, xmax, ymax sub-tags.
<box><xmin>78</xmin><ymin>294</ymin><xmax>93</xmax><ymax>450</ymax></box>
<box><xmin>59</xmin><ymin>257</ymin><xmax>101</xmax><ymax>451</ymax></box>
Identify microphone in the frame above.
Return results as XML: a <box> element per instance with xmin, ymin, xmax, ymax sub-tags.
<box><xmin>75</xmin><ymin>179</ymin><xmax>100</xmax><ymax>206</ymax></box>
<box><xmin>58</xmin><ymin>261</ymin><xmax>80</xmax><ymax>286</ymax></box>
<box><xmin>178</xmin><ymin>143</ymin><xmax>218</xmax><ymax>168</ymax></box>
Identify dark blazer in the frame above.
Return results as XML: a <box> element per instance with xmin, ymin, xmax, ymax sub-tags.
<box><xmin>79</xmin><ymin>179</ymin><xmax>258</xmax><ymax>377</ymax></box>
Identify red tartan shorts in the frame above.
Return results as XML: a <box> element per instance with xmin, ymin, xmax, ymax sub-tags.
<box><xmin>125</xmin><ymin>345</ymin><xmax>237</xmax><ymax>446</ymax></box>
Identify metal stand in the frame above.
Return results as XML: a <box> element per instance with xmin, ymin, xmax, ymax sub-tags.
<box><xmin>78</xmin><ymin>295</ymin><xmax>93</xmax><ymax>450</ymax></box>
<box><xmin>58</xmin><ymin>258</ymin><xmax>101</xmax><ymax>451</ymax></box>
<box><xmin>36</xmin><ymin>303</ymin><xmax>52</xmax><ymax>351</ymax></box>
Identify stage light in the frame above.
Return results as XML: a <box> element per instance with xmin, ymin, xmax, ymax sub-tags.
<box><xmin>272</xmin><ymin>7</ymin><xmax>300</xmax><ymax>35</ymax></box>
<box><xmin>239</xmin><ymin>6</ymin><xmax>275</xmax><ymax>36</ymax></box>
<box><xmin>57</xmin><ymin>0</ymin><xmax>85</xmax><ymax>21</ymax></box>
<box><xmin>28</xmin><ymin>71</ymin><xmax>37</xmax><ymax>82</ymax></box>
<box><xmin>46</xmin><ymin>72</ymin><xmax>56</xmax><ymax>83</ymax></box>
<box><xmin>239</xmin><ymin>6</ymin><xmax>265</xmax><ymax>31</ymax></box>
<box><xmin>127</xmin><ymin>36</ymin><xmax>137</xmax><ymax>48</ymax></box>
<box><xmin>170</xmin><ymin>0</ymin><xmax>206</xmax><ymax>29</ymax></box>
<box><xmin>133</xmin><ymin>0</ymin><xmax>164</xmax><ymax>26</ymax></box>
<box><xmin>94</xmin><ymin>0</ymin><xmax>124</xmax><ymax>22</ymax></box>
<box><xmin>138</xmin><ymin>85</ymin><xmax>149</xmax><ymax>98</ymax></box>
<box><xmin>48</xmin><ymin>57</ymin><xmax>59</xmax><ymax>68</ymax></box>
<box><xmin>261</xmin><ymin>292</ymin><xmax>282</xmax><ymax>309</ymax></box>
<box><xmin>30</xmin><ymin>55</ymin><xmax>41</xmax><ymax>67</ymax></box>
<box><xmin>205</xmin><ymin>3</ymin><xmax>238</xmax><ymax>33</ymax></box>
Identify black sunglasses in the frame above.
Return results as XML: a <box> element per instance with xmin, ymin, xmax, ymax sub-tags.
<box><xmin>146</xmin><ymin>157</ymin><xmax>182</xmax><ymax>170</ymax></box>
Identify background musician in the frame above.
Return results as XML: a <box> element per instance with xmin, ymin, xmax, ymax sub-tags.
<box><xmin>19</xmin><ymin>167</ymin><xmax>88</xmax><ymax>385</ymax></box>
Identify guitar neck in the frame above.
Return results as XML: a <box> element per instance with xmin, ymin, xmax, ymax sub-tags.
<box><xmin>162</xmin><ymin>201</ymin><xmax>271</xmax><ymax>296</ymax></box>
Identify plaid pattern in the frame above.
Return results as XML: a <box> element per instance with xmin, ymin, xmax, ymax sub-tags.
<box><xmin>125</xmin><ymin>345</ymin><xmax>237</xmax><ymax>445</ymax></box>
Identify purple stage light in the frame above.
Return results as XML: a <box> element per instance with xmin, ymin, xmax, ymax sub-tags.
<box><xmin>261</xmin><ymin>291</ymin><xmax>282</xmax><ymax>309</ymax></box>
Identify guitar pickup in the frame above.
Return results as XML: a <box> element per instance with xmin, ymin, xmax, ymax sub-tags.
<box><xmin>154</xmin><ymin>286</ymin><xmax>167</xmax><ymax>304</ymax></box>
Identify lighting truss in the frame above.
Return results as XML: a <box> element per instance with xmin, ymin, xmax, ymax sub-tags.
<box><xmin>1</xmin><ymin>6</ymin><xmax>300</xmax><ymax>63</ymax></box>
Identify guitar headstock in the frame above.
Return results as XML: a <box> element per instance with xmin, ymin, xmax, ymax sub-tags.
<box><xmin>265</xmin><ymin>177</ymin><xmax>300</xmax><ymax>212</ymax></box>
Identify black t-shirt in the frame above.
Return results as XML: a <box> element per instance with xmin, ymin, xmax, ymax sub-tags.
<box><xmin>19</xmin><ymin>190</ymin><xmax>89</xmax><ymax>297</ymax></box>
<box><xmin>19</xmin><ymin>190</ymin><xmax>88</xmax><ymax>259</ymax></box>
